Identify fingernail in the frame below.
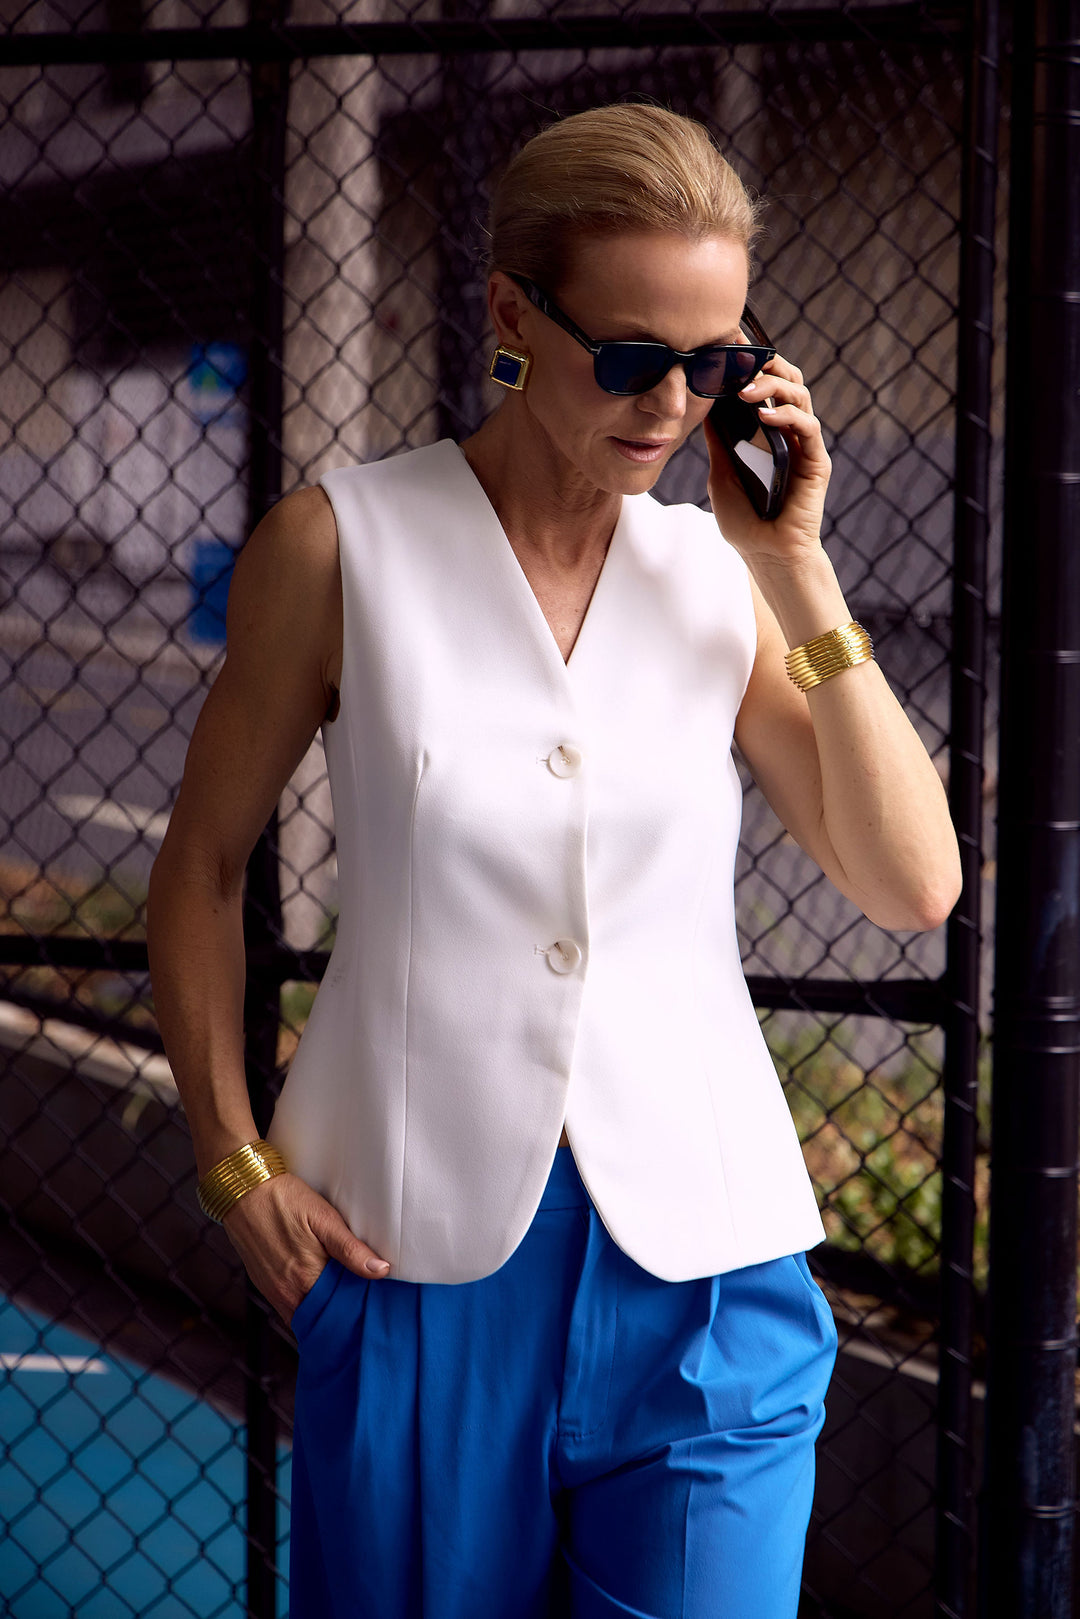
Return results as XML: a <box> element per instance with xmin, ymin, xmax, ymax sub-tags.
<box><xmin>739</xmin><ymin>383</ymin><xmax>757</xmax><ymax>398</ymax></box>
<box><xmin>366</xmin><ymin>1258</ymin><xmax>390</xmax><ymax>1275</ymax></box>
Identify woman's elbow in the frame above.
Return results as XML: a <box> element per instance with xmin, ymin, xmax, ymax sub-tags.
<box><xmin>895</xmin><ymin>888</ymin><xmax>960</xmax><ymax>934</ymax></box>
<box><xmin>865</xmin><ymin>858</ymin><xmax>964</xmax><ymax>933</ymax></box>
<box><xmin>148</xmin><ymin>825</ymin><xmax>242</xmax><ymax>919</ymax></box>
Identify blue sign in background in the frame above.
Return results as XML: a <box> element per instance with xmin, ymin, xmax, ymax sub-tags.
<box><xmin>185</xmin><ymin>342</ymin><xmax>247</xmax><ymax>645</ymax></box>
<box><xmin>187</xmin><ymin>345</ymin><xmax>247</xmax><ymax>427</ymax></box>
<box><xmin>189</xmin><ymin>540</ymin><xmax>236</xmax><ymax>645</ymax></box>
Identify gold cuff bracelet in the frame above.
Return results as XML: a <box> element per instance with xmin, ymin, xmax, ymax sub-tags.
<box><xmin>784</xmin><ymin>621</ymin><xmax>874</xmax><ymax>692</ymax></box>
<box><xmin>196</xmin><ymin>1139</ymin><xmax>288</xmax><ymax>1223</ymax></box>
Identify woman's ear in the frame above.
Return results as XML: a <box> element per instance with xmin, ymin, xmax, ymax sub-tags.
<box><xmin>487</xmin><ymin>271</ymin><xmax>531</xmax><ymax>350</ymax></box>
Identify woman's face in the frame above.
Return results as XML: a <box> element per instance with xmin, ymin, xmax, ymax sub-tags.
<box><xmin>501</xmin><ymin>230</ymin><xmax>750</xmax><ymax>497</ymax></box>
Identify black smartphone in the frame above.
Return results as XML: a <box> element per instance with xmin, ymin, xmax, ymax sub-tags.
<box><xmin>708</xmin><ymin>304</ymin><xmax>789</xmax><ymax>522</ymax></box>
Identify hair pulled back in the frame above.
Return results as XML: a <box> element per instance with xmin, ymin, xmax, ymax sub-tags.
<box><xmin>487</xmin><ymin>103</ymin><xmax>763</xmax><ymax>292</ymax></box>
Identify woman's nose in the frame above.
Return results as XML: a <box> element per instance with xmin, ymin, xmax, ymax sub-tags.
<box><xmin>638</xmin><ymin>362</ymin><xmax>689</xmax><ymax>419</ymax></box>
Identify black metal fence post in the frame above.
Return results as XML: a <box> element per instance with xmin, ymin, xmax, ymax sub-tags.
<box><xmin>936</xmin><ymin>3</ymin><xmax>999</xmax><ymax>1614</ymax></box>
<box><xmin>436</xmin><ymin>0</ymin><xmax>495</xmax><ymax>441</ymax></box>
<box><xmin>980</xmin><ymin>0</ymin><xmax>1080</xmax><ymax>1613</ymax></box>
<box><xmin>242</xmin><ymin>8</ymin><xmax>290</xmax><ymax>1614</ymax></box>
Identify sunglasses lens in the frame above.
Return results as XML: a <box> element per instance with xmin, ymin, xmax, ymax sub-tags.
<box><xmin>594</xmin><ymin>341</ymin><xmax>775</xmax><ymax>397</ymax></box>
<box><xmin>594</xmin><ymin>345</ymin><xmax>670</xmax><ymax>395</ymax></box>
<box><xmin>688</xmin><ymin>346</ymin><xmax>771</xmax><ymax>397</ymax></box>
<box><xmin>686</xmin><ymin>351</ymin><xmax>734</xmax><ymax>396</ymax></box>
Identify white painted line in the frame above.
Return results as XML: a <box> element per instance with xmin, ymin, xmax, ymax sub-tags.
<box><xmin>0</xmin><ymin>1001</ymin><xmax>177</xmax><ymax>1100</ymax></box>
<box><xmin>0</xmin><ymin>1352</ymin><xmax>108</xmax><ymax>1374</ymax></box>
<box><xmin>839</xmin><ymin>1336</ymin><xmax>987</xmax><ymax>1401</ymax></box>
<box><xmin>53</xmin><ymin>794</ymin><xmax>171</xmax><ymax>841</ymax></box>
<box><xmin>840</xmin><ymin>1337</ymin><xmax>942</xmax><ymax>1386</ymax></box>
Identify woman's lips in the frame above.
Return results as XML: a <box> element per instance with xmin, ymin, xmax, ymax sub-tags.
<box><xmin>611</xmin><ymin>436</ymin><xmax>675</xmax><ymax>464</ymax></box>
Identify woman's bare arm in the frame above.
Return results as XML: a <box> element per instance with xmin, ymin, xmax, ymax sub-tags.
<box><xmin>147</xmin><ymin>485</ymin><xmax>390</xmax><ymax>1324</ymax></box>
<box><xmin>711</xmin><ymin>354</ymin><xmax>962</xmax><ymax>932</ymax></box>
<box><xmin>734</xmin><ymin>563</ymin><xmax>961</xmax><ymax>931</ymax></box>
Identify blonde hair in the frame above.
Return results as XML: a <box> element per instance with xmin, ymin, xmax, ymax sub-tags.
<box><xmin>487</xmin><ymin>103</ymin><xmax>763</xmax><ymax>290</ymax></box>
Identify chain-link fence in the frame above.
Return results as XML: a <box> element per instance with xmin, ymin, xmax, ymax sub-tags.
<box><xmin>1</xmin><ymin>3</ymin><xmax>999</xmax><ymax>1615</ymax></box>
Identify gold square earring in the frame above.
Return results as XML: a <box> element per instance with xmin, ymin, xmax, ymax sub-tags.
<box><xmin>489</xmin><ymin>346</ymin><xmax>531</xmax><ymax>390</ymax></box>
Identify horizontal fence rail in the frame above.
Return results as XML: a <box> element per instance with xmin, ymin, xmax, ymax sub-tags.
<box><xmin>0</xmin><ymin>4</ymin><xmax>968</xmax><ymax>63</ymax></box>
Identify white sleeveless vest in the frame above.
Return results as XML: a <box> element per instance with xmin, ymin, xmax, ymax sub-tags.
<box><xmin>268</xmin><ymin>440</ymin><xmax>825</xmax><ymax>1284</ymax></box>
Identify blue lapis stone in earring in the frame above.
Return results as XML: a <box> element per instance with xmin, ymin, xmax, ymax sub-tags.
<box><xmin>488</xmin><ymin>347</ymin><xmax>532</xmax><ymax>390</ymax></box>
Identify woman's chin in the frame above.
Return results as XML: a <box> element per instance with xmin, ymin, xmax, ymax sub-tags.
<box><xmin>604</xmin><ymin>443</ymin><xmax>677</xmax><ymax>494</ymax></box>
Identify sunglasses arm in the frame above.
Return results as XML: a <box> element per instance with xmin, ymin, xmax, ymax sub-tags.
<box><xmin>511</xmin><ymin>275</ymin><xmax>600</xmax><ymax>356</ymax></box>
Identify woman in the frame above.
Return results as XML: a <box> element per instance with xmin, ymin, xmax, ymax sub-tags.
<box><xmin>147</xmin><ymin>103</ymin><xmax>961</xmax><ymax>1618</ymax></box>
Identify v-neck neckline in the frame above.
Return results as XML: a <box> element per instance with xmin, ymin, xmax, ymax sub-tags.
<box><xmin>449</xmin><ymin>440</ymin><xmax>625</xmax><ymax>678</ymax></box>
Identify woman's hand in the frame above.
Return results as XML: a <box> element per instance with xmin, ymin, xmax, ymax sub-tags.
<box><xmin>704</xmin><ymin>353</ymin><xmax>832</xmax><ymax>565</ymax></box>
<box><xmin>220</xmin><ymin>1171</ymin><xmax>391</xmax><ymax>1327</ymax></box>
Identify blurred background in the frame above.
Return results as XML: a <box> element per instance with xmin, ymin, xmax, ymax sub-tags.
<box><xmin>0</xmin><ymin>1</ymin><xmax>1010</xmax><ymax>1614</ymax></box>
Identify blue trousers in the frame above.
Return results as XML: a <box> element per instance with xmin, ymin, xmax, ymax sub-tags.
<box><xmin>289</xmin><ymin>1147</ymin><xmax>837</xmax><ymax>1619</ymax></box>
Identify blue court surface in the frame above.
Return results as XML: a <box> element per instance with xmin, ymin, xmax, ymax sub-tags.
<box><xmin>0</xmin><ymin>1296</ymin><xmax>291</xmax><ymax>1618</ymax></box>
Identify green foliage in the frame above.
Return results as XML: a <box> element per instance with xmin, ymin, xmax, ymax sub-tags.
<box><xmin>1</xmin><ymin>862</ymin><xmax>155</xmax><ymax>1027</ymax></box>
<box><xmin>3</xmin><ymin>865</ymin><xmax>147</xmax><ymax>938</ymax></box>
<box><xmin>765</xmin><ymin>1013</ymin><xmax>988</xmax><ymax>1280</ymax></box>
<box><xmin>281</xmin><ymin>980</ymin><xmax>318</xmax><ymax>1031</ymax></box>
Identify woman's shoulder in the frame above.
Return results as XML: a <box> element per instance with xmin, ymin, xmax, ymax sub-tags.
<box><xmin>230</xmin><ymin>485</ymin><xmax>341</xmax><ymax>658</ymax></box>
<box><xmin>320</xmin><ymin>441</ymin><xmax>463</xmax><ymax>499</ymax></box>
<box><xmin>238</xmin><ymin>484</ymin><xmax>339</xmax><ymax>582</ymax></box>
<box><xmin>262</xmin><ymin>483</ymin><xmax>338</xmax><ymax>541</ymax></box>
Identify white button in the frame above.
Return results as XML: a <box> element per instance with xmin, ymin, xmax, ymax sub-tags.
<box><xmin>547</xmin><ymin>939</ymin><xmax>583</xmax><ymax>974</ymax></box>
<box><xmin>547</xmin><ymin>743</ymin><xmax>583</xmax><ymax>779</ymax></box>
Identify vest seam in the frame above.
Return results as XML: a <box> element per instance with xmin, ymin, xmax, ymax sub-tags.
<box><xmin>399</xmin><ymin>747</ymin><xmax>428</xmax><ymax>1270</ymax></box>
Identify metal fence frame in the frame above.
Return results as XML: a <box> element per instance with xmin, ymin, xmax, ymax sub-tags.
<box><xmin>5</xmin><ymin>2</ymin><xmax>1071</xmax><ymax>1615</ymax></box>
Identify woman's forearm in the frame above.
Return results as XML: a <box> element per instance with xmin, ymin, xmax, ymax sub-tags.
<box><xmin>746</xmin><ymin>546</ymin><xmax>962</xmax><ymax>931</ymax></box>
<box><xmin>146</xmin><ymin>848</ymin><xmax>259</xmax><ymax>1177</ymax></box>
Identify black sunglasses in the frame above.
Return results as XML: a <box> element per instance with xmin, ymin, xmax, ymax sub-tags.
<box><xmin>510</xmin><ymin>274</ymin><xmax>776</xmax><ymax>398</ymax></box>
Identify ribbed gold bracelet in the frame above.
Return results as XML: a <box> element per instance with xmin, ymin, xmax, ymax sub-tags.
<box><xmin>784</xmin><ymin>621</ymin><xmax>874</xmax><ymax>693</ymax></box>
<box><xmin>196</xmin><ymin>1140</ymin><xmax>288</xmax><ymax>1224</ymax></box>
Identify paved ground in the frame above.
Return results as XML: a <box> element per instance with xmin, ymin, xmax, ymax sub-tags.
<box><xmin>0</xmin><ymin>621</ymin><xmax>208</xmax><ymax>895</ymax></box>
<box><xmin>0</xmin><ymin>1294</ymin><xmax>291</xmax><ymax>1619</ymax></box>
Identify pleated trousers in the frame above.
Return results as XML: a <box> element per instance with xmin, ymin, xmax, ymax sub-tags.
<box><xmin>289</xmin><ymin>1146</ymin><xmax>837</xmax><ymax>1619</ymax></box>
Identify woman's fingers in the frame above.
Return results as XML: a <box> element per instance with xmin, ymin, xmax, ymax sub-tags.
<box><xmin>757</xmin><ymin>402</ymin><xmax>824</xmax><ymax>456</ymax></box>
<box><xmin>738</xmin><ymin>364</ymin><xmax>811</xmax><ymax>415</ymax></box>
<box><xmin>754</xmin><ymin>351</ymin><xmax>804</xmax><ymax>387</ymax></box>
<box><xmin>220</xmin><ymin>1171</ymin><xmax>391</xmax><ymax>1324</ymax></box>
<box><xmin>315</xmin><ymin>1211</ymin><xmax>392</xmax><ymax>1279</ymax></box>
<box><xmin>706</xmin><ymin>352</ymin><xmax>832</xmax><ymax>555</ymax></box>
<box><xmin>737</xmin><ymin>360</ymin><xmax>829</xmax><ymax>470</ymax></box>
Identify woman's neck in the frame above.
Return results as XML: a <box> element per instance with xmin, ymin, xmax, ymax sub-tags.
<box><xmin>459</xmin><ymin>407</ymin><xmax>620</xmax><ymax>572</ymax></box>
